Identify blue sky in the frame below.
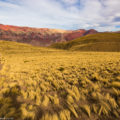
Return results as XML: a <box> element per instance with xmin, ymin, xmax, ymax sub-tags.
<box><xmin>0</xmin><ymin>0</ymin><xmax>120</xmax><ymax>31</ymax></box>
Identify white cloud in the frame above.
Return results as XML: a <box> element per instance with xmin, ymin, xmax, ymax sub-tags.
<box><xmin>0</xmin><ymin>0</ymin><xmax>120</xmax><ymax>31</ymax></box>
<box><xmin>0</xmin><ymin>1</ymin><xmax>20</xmax><ymax>9</ymax></box>
<box><xmin>61</xmin><ymin>0</ymin><xmax>78</xmax><ymax>5</ymax></box>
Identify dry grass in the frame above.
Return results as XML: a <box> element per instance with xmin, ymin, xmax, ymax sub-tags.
<box><xmin>0</xmin><ymin>40</ymin><xmax>120</xmax><ymax>120</ymax></box>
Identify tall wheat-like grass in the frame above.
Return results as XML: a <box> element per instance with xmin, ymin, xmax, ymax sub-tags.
<box><xmin>0</xmin><ymin>41</ymin><xmax>120</xmax><ymax>120</ymax></box>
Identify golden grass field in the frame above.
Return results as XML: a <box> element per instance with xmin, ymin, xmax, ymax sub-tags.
<box><xmin>0</xmin><ymin>40</ymin><xmax>120</xmax><ymax>120</ymax></box>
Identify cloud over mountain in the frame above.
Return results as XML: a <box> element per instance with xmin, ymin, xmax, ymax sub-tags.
<box><xmin>0</xmin><ymin>0</ymin><xmax>120</xmax><ymax>31</ymax></box>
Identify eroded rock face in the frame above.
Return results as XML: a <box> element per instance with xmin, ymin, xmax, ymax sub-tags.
<box><xmin>0</xmin><ymin>24</ymin><xmax>98</xmax><ymax>46</ymax></box>
<box><xmin>64</xmin><ymin>29</ymin><xmax>87</xmax><ymax>41</ymax></box>
<box><xmin>83</xmin><ymin>29</ymin><xmax>98</xmax><ymax>36</ymax></box>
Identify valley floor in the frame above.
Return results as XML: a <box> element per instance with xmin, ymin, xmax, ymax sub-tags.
<box><xmin>0</xmin><ymin>41</ymin><xmax>120</xmax><ymax>120</ymax></box>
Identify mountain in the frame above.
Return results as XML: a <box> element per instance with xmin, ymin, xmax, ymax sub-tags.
<box><xmin>0</xmin><ymin>24</ymin><xmax>98</xmax><ymax>46</ymax></box>
<box><xmin>51</xmin><ymin>32</ymin><xmax>120</xmax><ymax>52</ymax></box>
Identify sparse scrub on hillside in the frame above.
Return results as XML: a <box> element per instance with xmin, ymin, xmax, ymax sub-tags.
<box><xmin>51</xmin><ymin>33</ymin><xmax>120</xmax><ymax>52</ymax></box>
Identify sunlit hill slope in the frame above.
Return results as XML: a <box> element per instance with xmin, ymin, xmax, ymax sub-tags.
<box><xmin>51</xmin><ymin>33</ymin><xmax>120</xmax><ymax>52</ymax></box>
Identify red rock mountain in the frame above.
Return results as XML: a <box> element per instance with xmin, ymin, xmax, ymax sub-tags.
<box><xmin>0</xmin><ymin>24</ymin><xmax>98</xmax><ymax>46</ymax></box>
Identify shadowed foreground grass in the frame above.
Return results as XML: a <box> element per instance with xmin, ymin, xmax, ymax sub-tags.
<box><xmin>0</xmin><ymin>40</ymin><xmax>120</xmax><ymax>120</ymax></box>
<box><xmin>0</xmin><ymin>86</ymin><xmax>22</xmax><ymax>119</ymax></box>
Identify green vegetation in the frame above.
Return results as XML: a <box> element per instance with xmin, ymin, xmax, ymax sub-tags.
<box><xmin>0</xmin><ymin>40</ymin><xmax>120</xmax><ymax>120</ymax></box>
<box><xmin>51</xmin><ymin>33</ymin><xmax>120</xmax><ymax>51</ymax></box>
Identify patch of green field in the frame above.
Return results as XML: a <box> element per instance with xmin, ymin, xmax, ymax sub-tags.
<box><xmin>0</xmin><ymin>40</ymin><xmax>120</xmax><ymax>120</ymax></box>
<box><xmin>51</xmin><ymin>33</ymin><xmax>120</xmax><ymax>51</ymax></box>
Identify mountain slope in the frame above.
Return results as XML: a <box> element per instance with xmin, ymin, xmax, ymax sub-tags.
<box><xmin>51</xmin><ymin>33</ymin><xmax>120</xmax><ymax>52</ymax></box>
<box><xmin>0</xmin><ymin>24</ymin><xmax>98</xmax><ymax>46</ymax></box>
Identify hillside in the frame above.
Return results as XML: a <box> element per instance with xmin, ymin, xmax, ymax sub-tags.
<box><xmin>0</xmin><ymin>24</ymin><xmax>98</xmax><ymax>46</ymax></box>
<box><xmin>51</xmin><ymin>33</ymin><xmax>120</xmax><ymax>52</ymax></box>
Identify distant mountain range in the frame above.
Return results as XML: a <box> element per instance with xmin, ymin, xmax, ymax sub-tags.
<box><xmin>0</xmin><ymin>24</ymin><xmax>98</xmax><ymax>46</ymax></box>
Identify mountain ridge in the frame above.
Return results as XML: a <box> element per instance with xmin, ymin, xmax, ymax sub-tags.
<box><xmin>0</xmin><ymin>24</ymin><xmax>98</xmax><ymax>46</ymax></box>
